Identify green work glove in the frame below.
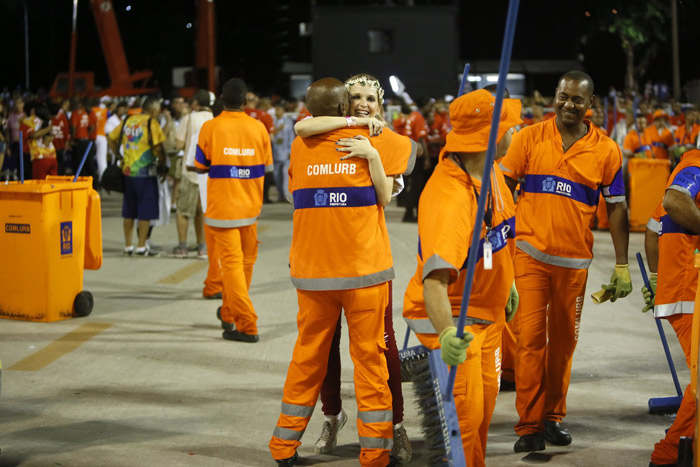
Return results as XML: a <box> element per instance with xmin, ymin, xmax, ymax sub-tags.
<box><xmin>505</xmin><ymin>281</ymin><xmax>519</xmax><ymax>322</ymax></box>
<box><xmin>438</xmin><ymin>326</ymin><xmax>474</xmax><ymax>367</ymax></box>
<box><xmin>601</xmin><ymin>264</ymin><xmax>633</xmax><ymax>302</ymax></box>
<box><xmin>641</xmin><ymin>272</ymin><xmax>657</xmax><ymax>313</ymax></box>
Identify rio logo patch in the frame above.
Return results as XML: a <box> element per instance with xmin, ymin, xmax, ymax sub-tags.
<box><xmin>60</xmin><ymin>221</ymin><xmax>73</xmax><ymax>255</ymax></box>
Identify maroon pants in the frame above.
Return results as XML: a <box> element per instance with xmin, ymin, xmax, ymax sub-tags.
<box><xmin>320</xmin><ymin>281</ymin><xmax>404</xmax><ymax>424</ymax></box>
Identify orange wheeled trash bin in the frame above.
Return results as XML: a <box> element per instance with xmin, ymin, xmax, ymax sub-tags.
<box><xmin>0</xmin><ymin>176</ymin><xmax>102</xmax><ymax>322</ymax></box>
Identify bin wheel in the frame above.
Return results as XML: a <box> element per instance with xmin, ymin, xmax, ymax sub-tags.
<box><xmin>74</xmin><ymin>291</ymin><xmax>94</xmax><ymax>317</ymax></box>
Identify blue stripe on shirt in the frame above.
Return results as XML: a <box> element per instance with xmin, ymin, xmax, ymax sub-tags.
<box><xmin>195</xmin><ymin>146</ymin><xmax>210</xmax><ymax>167</ymax></box>
<box><xmin>293</xmin><ymin>186</ymin><xmax>377</xmax><ymax>209</ymax></box>
<box><xmin>671</xmin><ymin>166</ymin><xmax>700</xmax><ymax>199</ymax></box>
<box><xmin>522</xmin><ymin>174</ymin><xmax>600</xmax><ymax>206</ymax></box>
<box><xmin>660</xmin><ymin>214</ymin><xmax>699</xmax><ymax>236</ymax></box>
<box><xmin>209</xmin><ymin>164</ymin><xmax>266</xmax><ymax>179</ymax></box>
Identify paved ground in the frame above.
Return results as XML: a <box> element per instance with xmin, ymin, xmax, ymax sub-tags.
<box><xmin>0</xmin><ymin>192</ymin><xmax>687</xmax><ymax>466</ymax></box>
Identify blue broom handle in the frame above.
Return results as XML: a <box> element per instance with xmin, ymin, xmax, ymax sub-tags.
<box><xmin>73</xmin><ymin>141</ymin><xmax>93</xmax><ymax>182</ymax></box>
<box><xmin>19</xmin><ymin>131</ymin><xmax>24</xmax><ymax>184</ymax></box>
<box><xmin>458</xmin><ymin>63</ymin><xmax>471</xmax><ymax>97</ymax></box>
<box><xmin>447</xmin><ymin>0</ymin><xmax>521</xmax><ymax>399</ymax></box>
<box><xmin>636</xmin><ymin>252</ymin><xmax>683</xmax><ymax>396</ymax></box>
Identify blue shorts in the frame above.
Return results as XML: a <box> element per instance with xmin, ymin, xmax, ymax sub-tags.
<box><xmin>122</xmin><ymin>176</ymin><xmax>159</xmax><ymax>220</ymax></box>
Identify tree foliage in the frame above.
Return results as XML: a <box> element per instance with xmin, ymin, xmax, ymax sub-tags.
<box><xmin>585</xmin><ymin>0</ymin><xmax>670</xmax><ymax>91</ymax></box>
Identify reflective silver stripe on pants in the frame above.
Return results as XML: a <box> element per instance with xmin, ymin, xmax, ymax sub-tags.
<box><xmin>404</xmin><ymin>316</ymin><xmax>493</xmax><ymax>335</ymax></box>
<box><xmin>358</xmin><ymin>410</ymin><xmax>392</xmax><ymax>424</ymax></box>
<box><xmin>359</xmin><ymin>436</ymin><xmax>393</xmax><ymax>450</ymax></box>
<box><xmin>291</xmin><ymin>267</ymin><xmax>395</xmax><ymax>291</ymax></box>
<box><xmin>281</xmin><ymin>402</ymin><xmax>314</xmax><ymax>418</ymax></box>
<box><xmin>654</xmin><ymin>301</ymin><xmax>695</xmax><ymax>318</ymax></box>
<box><xmin>273</xmin><ymin>426</ymin><xmax>304</xmax><ymax>441</ymax></box>
<box><xmin>204</xmin><ymin>216</ymin><xmax>258</xmax><ymax>228</ymax></box>
<box><xmin>517</xmin><ymin>240</ymin><xmax>592</xmax><ymax>269</ymax></box>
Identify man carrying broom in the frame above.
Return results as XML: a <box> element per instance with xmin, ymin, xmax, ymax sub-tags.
<box><xmin>402</xmin><ymin>88</ymin><xmax>522</xmax><ymax>467</ymax></box>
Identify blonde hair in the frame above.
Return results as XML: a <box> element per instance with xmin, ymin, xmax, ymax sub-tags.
<box><xmin>345</xmin><ymin>73</ymin><xmax>385</xmax><ymax>106</ymax></box>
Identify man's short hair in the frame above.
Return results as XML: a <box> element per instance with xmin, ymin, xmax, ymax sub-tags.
<box><xmin>482</xmin><ymin>84</ymin><xmax>511</xmax><ymax>99</ymax></box>
<box><xmin>222</xmin><ymin>79</ymin><xmax>248</xmax><ymax>108</ymax></box>
<box><xmin>116</xmin><ymin>101</ymin><xmax>128</xmax><ymax>109</ymax></box>
<box><xmin>142</xmin><ymin>96</ymin><xmax>160</xmax><ymax>112</ymax></box>
<box><xmin>193</xmin><ymin>89</ymin><xmax>211</xmax><ymax>107</ymax></box>
<box><xmin>306</xmin><ymin>78</ymin><xmax>347</xmax><ymax>117</ymax></box>
<box><xmin>558</xmin><ymin>70</ymin><xmax>594</xmax><ymax>96</ymax></box>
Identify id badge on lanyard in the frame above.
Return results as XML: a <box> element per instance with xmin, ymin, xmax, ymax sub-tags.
<box><xmin>483</xmin><ymin>229</ymin><xmax>493</xmax><ymax>270</ymax></box>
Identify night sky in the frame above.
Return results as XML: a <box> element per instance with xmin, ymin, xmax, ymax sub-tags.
<box><xmin>2</xmin><ymin>0</ymin><xmax>699</xmax><ymax>99</ymax></box>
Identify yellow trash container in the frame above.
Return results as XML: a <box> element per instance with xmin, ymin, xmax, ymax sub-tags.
<box><xmin>628</xmin><ymin>158</ymin><xmax>671</xmax><ymax>232</ymax></box>
<box><xmin>0</xmin><ymin>177</ymin><xmax>100</xmax><ymax>322</ymax></box>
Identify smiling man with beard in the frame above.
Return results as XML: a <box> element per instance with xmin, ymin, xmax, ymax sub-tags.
<box><xmin>499</xmin><ymin>70</ymin><xmax>632</xmax><ymax>453</ymax></box>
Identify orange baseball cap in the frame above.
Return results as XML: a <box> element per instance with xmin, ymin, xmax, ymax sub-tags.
<box><xmin>652</xmin><ymin>109</ymin><xmax>668</xmax><ymax>120</ymax></box>
<box><xmin>443</xmin><ymin>89</ymin><xmax>522</xmax><ymax>154</ymax></box>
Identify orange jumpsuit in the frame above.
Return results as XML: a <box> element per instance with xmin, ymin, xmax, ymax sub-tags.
<box><xmin>194</xmin><ymin>111</ymin><xmax>272</xmax><ymax>335</ymax></box>
<box><xmin>269</xmin><ymin>128</ymin><xmax>414</xmax><ymax>467</ymax></box>
<box><xmin>623</xmin><ymin>129</ymin><xmax>653</xmax><ymax>158</ymax></box>
<box><xmin>499</xmin><ymin>118</ymin><xmax>625</xmax><ymax>436</ymax></box>
<box><xmin>647</xmin><ymin>150</ymin><xmax>700</xmax><ymax>465</ymax></box>
<box><xmin>402</xmin><ymin>156</ymin><xmax>515</xmax><ymax>467</ymax></box>
<box><xmin>674</xmin><ymin>123</ymin><xmax>700</xmax><ymax>147</ymax></box>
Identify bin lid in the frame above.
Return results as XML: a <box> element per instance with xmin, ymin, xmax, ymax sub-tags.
<box><xmin>0</xmin><ymin>177</ymin><xmax>92</xmax><ymax>194</ymax></box>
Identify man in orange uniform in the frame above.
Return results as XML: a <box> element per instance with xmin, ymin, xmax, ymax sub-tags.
<box><xmin>672</xmin><ymin>107</ymin><xmax>700</xmax><ymax>161</ymax></box>
<box><xmin>90</xmin><ymin>97</ymin><xmax>109</xmax><ymax>182</ymax></box>
<box><xmin>195</xmin><ymin>78</ymin><xmax>272</xmax><ymax>343</ymax></box>
<box><xmin>500</xmin><ymin>70</ymin><xmax>632</xmax><ymax>452</ymax></box>
<box><xmin>269</xmin><ymin>78</ymin><xmax>414</xmax><ymax>467</ymax></box>
<box><xmin>643</xmin><ymin>149</ymin><xmax>700</xmax><ymax>467</ymax></box>
<box><xmin>623</xmin><ymin>115</ymin><xmax>653</xmax><ymax>159</ymax></box>
<box><xmin>402</xmin><ymin>89</ymin><xmax>521</xmax><ymax>467</ymax></box>
<box><xmin>643</xmin><ymin>110</ymin><xmax>675</xmax><ymax>160</ymax></box>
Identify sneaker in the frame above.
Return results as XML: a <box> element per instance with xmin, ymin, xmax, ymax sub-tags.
<box><xmin>216</xmin><ymin>306</ymin><xmax>234</xmax><ymax>331</ymax></box>
<box><xmin>275</xmin><ymin>452</ymin><xmax>298</xmax><ymax>466</ymax></box>
<box><xmin>222</xmin><ymin>329</ymin><xmax>259</xmax><ymax>343</ymax></box>
<box><xmin>171</xmin><ymin>246</ymin><xmax>188</xmax><ymax>258</ymax></box>
<box><xmin>145</xmin><ymin>240</ymin><xmax>162</xmax><ymax>252</ymax></box>
<box><xmin>391</xmin><ymin>423</ymin><xmax>412</xmax><ymax>463</ymax></box>
<box><xmin>314</xmin><ymin>409</ymin><xmax>348</xmax><ymax>454</ymax></box>
<box><xmin>134</xmin><ymin>246</ymin><xmax>160</xmax><ymax>257</ymax></box>
<box><xmin>197</xmin><ymin>247</ymin><xmax>208</xmax><ymax>260</ymax></box>
<box><xmin>123</xmin><ymin>246</ymin><xmax>134</xmax><ymax>255</ymax></box>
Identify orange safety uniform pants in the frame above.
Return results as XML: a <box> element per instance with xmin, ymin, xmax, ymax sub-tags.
<box><xmin>208</xmin><ymin>224</ymin><xmax>258</xmax><ymax>334</ymax></box>
<box><xmin>270</xmin><ymin>283</ymin><xmax>393</xmax><ymax>467</ymax></box>
<box><xmin>501</xmin><ymin>319</ymin><xmax>517</xmax><ymax>383</ymax></box>
<box><xmin>202</xmin><ymin>224</ymin><xmax>223</xmax><ymax>298</ymax></box>
<box><xmin>651</xmin><ymin>314</ymin><xmax>695</xmax><ymax>465</ymax></box>
<box><xmin>417</xmin><ymin>316</ymin><xmax>504</xmax><ymax>467</ymax></box>
<box><xmin>513</xmin><ymin>251</ymin><xmax>588</xmax><ymax>435</ymax></box>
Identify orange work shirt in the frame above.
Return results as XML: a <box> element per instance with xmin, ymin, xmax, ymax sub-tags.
<box><xmin>500</xmin><ymin>118</ymin><xmax>624</xmax><ymax>269</ymax></box>
<box><xmin>195</xmin><ymin>111</ymin><xmax>273</xmax><ymax>227</ymax></box>
<box><xmin>647</xmin><ymin>150</ymin><xmax>700</xmax><ymax>318</ymax></box>
<box><xmin>674</xmin><ymin>124</ymin><xmax>700</xmax><ymax>147</ymax></box>
<box><xmin>288</xmin><ymin>127</ymin><xmax>416</xmax><ymax>291</ymax></box>
<box><xmin>71</xmin><ymin>109</ymin><xmax>91</xmax><ymax>140</ymax></box>
<box><xmin>245</xmin><ymin>108</ymin><xmax>275</xmax><ymax>134</ymax></box>
<box><xmin>91</xmin><ymin>107</ymin><xmax>108</xmax><ymax>137</ymax></box>
<box><xmin>396</xmin><ymin>111</ymin><xmax>428</xmax><ymax>142</ymax></box>
<box><xmin>403</xmin><ymin>156</ymin><xmax>515</xmax><ymax>328</ymax></box>
<box><xmin>643</xmin><ymin>125</ymin><xmax>675</xmax><ymax>159</ymax></box>
<box><xmin>623</xmin><ymin>129</ymin><xmax>653</xmax><ymax>157</ymax></box>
